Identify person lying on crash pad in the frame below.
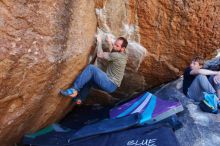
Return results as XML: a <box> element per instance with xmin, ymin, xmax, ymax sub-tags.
<box><xmin>60</xmin><ymin>35</ymin><xmax>128</xmax><ymax>104</ymax></box>
<box><xmin>183</xmin><ymin>56</ymin><xmax>220</xmax><ymax>102</ymax></box>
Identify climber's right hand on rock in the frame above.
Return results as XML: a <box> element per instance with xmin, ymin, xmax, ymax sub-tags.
<box><xmin>96</xmin><ymin>35</ymin><xmax>102</xmax><ymax>44</ymax></box>
<box><xmin>106</xmin><ymin>35</ymin><xmax>112</xmax><ymax>44</ymax></box>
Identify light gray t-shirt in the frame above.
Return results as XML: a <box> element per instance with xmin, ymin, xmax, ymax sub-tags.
<box><xmin>106</xmin><ymin>52</ymin><xmax>128</xmax><ymax>87</ymax></box>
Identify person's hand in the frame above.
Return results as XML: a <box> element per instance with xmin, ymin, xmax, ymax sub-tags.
<box><xmin>96</xmin><ymin>35</ymin><xmax>102</xmax><ymax>44</ymax></box>
<box><xmin>106</xmin><ymin>34</ymin><xmax>113</xmax><ymax>51</ymax></box>
<box><xmin>106</xmin><ymin>35</ymin><xmax>112</xmax><ymax>45</ymax></box>
<box><xmin>214</xmin><ymin>74</ymin><xmax>220</xmax><ymax>84</ymax></box>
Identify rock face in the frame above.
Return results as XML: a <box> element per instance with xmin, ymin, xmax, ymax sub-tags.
<box><xmin>0</xmin><ymin>0</ymin><xmax>97</xmax><ymax>145</ymax></box>
<box><xmin>0</xmin><ymin>0</ymin><xmax>219</xmax><ymax>145</ymax></box>
<box><xmin>95</xmin><ymin>0</ymin><xmax>220</xmax><ymax>91</ymax></box>
<box><xmin>137</xmin><ymin>0</ymin><xmax>220</xmax><ymax>88</ymax></box>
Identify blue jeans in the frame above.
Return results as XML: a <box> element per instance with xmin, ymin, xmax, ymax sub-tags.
<box><xmin>187</xmin><ymin>75</ymin><xmax>220</xmax><ymax>101</ymax></box>
<box><xmin>72</xmin><ymin>65</ymin><xmax>117</xmax><ymax>100</ymax></box>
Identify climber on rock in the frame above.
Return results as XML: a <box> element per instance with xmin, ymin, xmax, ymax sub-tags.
<box><xmin>60</xmin><ymin>35</ymin><xmax>128</xmax><ymax>104</ymax></box>
<box><xmin>183</xmin><ymin>56</ymin><xmax>220</xmax><ymax>102</ymax></box>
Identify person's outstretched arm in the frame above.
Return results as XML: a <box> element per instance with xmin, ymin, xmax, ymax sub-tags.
<box><xmin>96</xmin><ymin>35</ymin><xmax>111</xmax><ymax>60</ymax></box>
<box><xmin>190</xmin><ymin>68</ymin><xmax>220</xmax><ymax>76</ymax></box>
<box><xmin>106</xmin><ymin>35</ymin><xmax>113</xmax><ymax>52</ymax></box>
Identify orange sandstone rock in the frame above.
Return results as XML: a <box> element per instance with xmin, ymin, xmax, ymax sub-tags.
<box><xmin>0</xmin><ymin>0</ymin><xmax>96</xmax><ymax>145</ymax></box>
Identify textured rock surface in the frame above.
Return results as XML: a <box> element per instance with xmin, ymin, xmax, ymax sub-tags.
<box><xmin>137</xmin><ymin>0</ymin><xmax>220</xmax><ymax>88</ymax></box>
<box><xmin>0</xmin><ymin>0</ymin><xmax>96</xmax><ymax>145</ymax></box>
<box><xmin>0</xmin><ymin>0</ymin><xmax>219</xmax><ymax>145</ymax></box>
<box><xmin>96</xmin><ymin>0</ymin><xmax>220</xmax><ymax>90</ymax></box>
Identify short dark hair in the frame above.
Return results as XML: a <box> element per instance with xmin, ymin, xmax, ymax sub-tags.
<box><xmin>192</xmin><ymin>56</ymin><xmax>204</xmax><ymax>66</ymax></box>
<box><xmin>117</xmin><ymin>37</ymin><xmax>128</xmax><ymax>48</ymax></box>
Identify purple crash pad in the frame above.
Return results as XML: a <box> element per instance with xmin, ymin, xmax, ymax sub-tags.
<box><xmin>110</xmin><ymin>92</ymin><xmax>183</xmax><ymax>124</ymax></box>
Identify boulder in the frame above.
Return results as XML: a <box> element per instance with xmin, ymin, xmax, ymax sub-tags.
<box><xmin>95</xmin><ymin>0</ymin><xmax>220</xmax><ymax>90</ymax></box>
<box><xmin>0</xmin><ymin>0</ymin><xmax>97</xmax><ymax>145</ymax></box>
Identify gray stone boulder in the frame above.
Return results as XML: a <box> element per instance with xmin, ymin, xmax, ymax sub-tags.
<box><xmin>155</xmin><ymin>78</ymin><xmax>220</xmax><ymax>146</ymax></box>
